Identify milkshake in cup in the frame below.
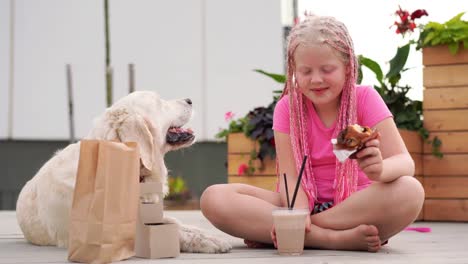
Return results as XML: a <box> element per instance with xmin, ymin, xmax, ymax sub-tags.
<box><xmin>272</xmin><ymin>208</ymin><xmax>309</xmax><ymax>255</ymax></box>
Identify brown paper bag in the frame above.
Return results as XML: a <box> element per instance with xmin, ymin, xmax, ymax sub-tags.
<box><xmin>68</xmin><ymin>140</ymin><xmax>140</xmax><ymax>263</ymax></box>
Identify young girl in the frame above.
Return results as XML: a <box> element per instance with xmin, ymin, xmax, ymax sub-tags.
<box><xmin>200</xmin><ymin>14</ymin><xmax>424</xmax><ymax>252</ymax></box>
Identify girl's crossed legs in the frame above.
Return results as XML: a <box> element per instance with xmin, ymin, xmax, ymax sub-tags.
<box><xmin>200</xmin><ymin>176</ymin><xmax>424</xmax><ymax>252</ymax></box>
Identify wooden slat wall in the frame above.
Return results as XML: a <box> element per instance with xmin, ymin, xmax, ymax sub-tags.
<box><xmin>423</xmin><ymin>200</ymin><xmax>468</xmax><ymax>222</ymax></box>
<box><xmin>423</xmin><ymin>65</ymin><xmax>468</xmax><ymax>88</ymax></box>
<box><xmin>423</xmin><ymin>155</ymin><xmax>468</xmax><ymax>176</ymax></box>
<box><xmin>423</xmin><ymin>87</ymin><xmax>468</xmax><ymax>109</ymax></box>
<box><xmin>423</xmin><ymin>110</ymin><xmax>468</xmax><ymax>131</ymax></box>
<box><xmin>423</xmin><ymin>45</ymin><xmax>468</xmax><ymax>66</ymax></box>
<box><xmin>227</xmin><ymin>133</ymin><xmax>259</xmax><ymax>153</ymax></box>
<box><xmin>423</xmin><ymin>46</ymin><xmax>468</xmax><ymax>222</ymax></box>
<box><xmin>400</xmin><ymin>129</ymin><xmax>424</xmax><ymax>221</ymax></box>
<box><xmin>422</xmin><ymin>132</ymin><xmax>468</xmax><ymax>153</ymax></box>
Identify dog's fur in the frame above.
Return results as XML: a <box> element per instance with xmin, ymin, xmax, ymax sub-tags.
<box><xmin>16</xmin><ymin>91</ymin><xmax>231</xmax><ymax>253</ymax></box>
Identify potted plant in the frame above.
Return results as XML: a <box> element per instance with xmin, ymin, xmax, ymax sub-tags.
<box><xmin>215</xmin><ymin>74</ymin><xmax>282</xmax><ymax>191</ymax></box>
<box><xmin>164</xmin><ymin>176</ymin><xmax>199</xmax><ymax>210</ymax></box>
<box><xmin>416</xmin><ymin>12</ymin><xmax>468</xmax><ymax>222</ymax></box>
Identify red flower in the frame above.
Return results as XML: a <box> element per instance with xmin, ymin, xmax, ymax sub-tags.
<box><xmin>393</xmin><ymin>6</ymin><xmax>428</xmax><ymax>36</ymax></box>
<box><xmin>411</xmin><ymin>9</ymin><xmax>428</xmax><ymax>20</ymax></box>
<box><xmin>269</xmin><ymin>138</ymin><xmax>275</xmax><ymax>147</ymax></box>
<box><xmin>396</xmin><ymin>9</ymin><xmax>409</xmax><ymax>22</ymax></box>
<box><xmin>238</xmin><ymin>164</ymin><xmax>249</xmax><ymax>175</ymax></box>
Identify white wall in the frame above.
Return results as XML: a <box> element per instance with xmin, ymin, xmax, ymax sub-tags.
<box><xmin>109</xmin><ymin>0</ymin><xmax>204</xmax><ymax>139</ymax></box>
<box><xmin>1</xmin><ymin>0</ymin><xmax>284</xmax><ymax>141</ymax></box>
<box><xmin>2</xmin><ymin>1</ymin><xmax>466</xmax><ymax>141</ymax></box>
<box><xmin>205</xmin><ymin>0</ymin><xmax>284</xmax><ymax>139</ymax></box>
<box><xmin>13</xmin><ymin>0</ymin><xmax>105</xmax><ymax>140</ymax></box>
<box><xmin>0</xmin><ymin>0</ymin><xmax>10</xmax><ymax>138</ymax></box>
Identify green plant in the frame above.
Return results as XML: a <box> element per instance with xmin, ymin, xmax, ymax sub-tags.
<box><xmin>417</xmin><ymin>12</ymin><xmax>468</xmax><ymax>54</ymax></box>
<box><xmin>358</xmin><ymin>45</ymin><xmax>419</xmax><ymax>130</ymax></box>
<box><xmin>215</xmin><ymin>116</ymin><xmax>249</xmax><ymax>139</ymax></box>
<box><xmin>246</xmin><ymin>70</ymin><xmax>284</xmax><ymax>163</ymax></box>
<box><xmin>358</xmin><ymin>46</ymin><xmax>442</xmax><ymax>158</ymax></box>
<box><xmin>165</xmin><ymin>176</ymin><xmax>192</xmax><ymax>201</ymax></box>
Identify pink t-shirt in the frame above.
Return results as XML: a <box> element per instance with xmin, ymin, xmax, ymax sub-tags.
<box><xmin>273</xmin><ymin>85</ymin><xmax>393</xmax><ymax>203</ymax></box>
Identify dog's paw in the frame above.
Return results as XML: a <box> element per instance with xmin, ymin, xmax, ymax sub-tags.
<box><xmin>179</xmin><ymin>225</ymin><xmax>232</xmax><ymax>253</ymax></box>
<box><xmin>56</xmin><ymin>238</ymin><xmax>69</xmax><ymax>248</ymax></box>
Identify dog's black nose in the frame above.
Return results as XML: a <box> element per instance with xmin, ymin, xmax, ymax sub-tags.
<box><xmin>185</xmin><ymin>98</ymin><xmax>192</xmax><ymax>105</ymax></box>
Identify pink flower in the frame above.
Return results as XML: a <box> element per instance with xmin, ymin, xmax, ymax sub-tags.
<box><xmin>293</xmin><ymin>17</ymin><xmax>300</xmax><ymax>25</ymax></box>
<box><xmin>224</xmin><ymin>111</ymin><xmax>235</xmax><ymax>122</ymax></box>
<box><xmin>238</xmin><ymin>164</ymin><xmax>249</xmax><ymax>175</ymax></box>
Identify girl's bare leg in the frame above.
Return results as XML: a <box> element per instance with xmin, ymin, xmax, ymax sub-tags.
<box><xmin>308</xmin><ymin>176</ymin><xmax>425</xmax><ymax>243</ymax></box>
<box><xmin>200</xmin><ymin>183</ymin><xmax>281</xmax><ymax>243</ymax></box>
<box><xmin>200</xmin><ymin>176</ymin><xmax>424</xmax><ymax>252</ymax></box>
<box><xmin>201</xmin><ymin>183</ymin><xmax>382</xmax><ymax>251</ymax></box>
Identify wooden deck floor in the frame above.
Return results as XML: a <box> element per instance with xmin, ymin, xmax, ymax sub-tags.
<box><xmin>1</xmin><ymin>210</ymin><xmax>467</xmax><ymax>264</ymax></box>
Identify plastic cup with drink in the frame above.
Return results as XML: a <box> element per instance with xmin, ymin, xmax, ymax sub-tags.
<box><xmin>272</xmin><ymin>155</ymin><xmax>309</xmax><ymax>256</ymax></box>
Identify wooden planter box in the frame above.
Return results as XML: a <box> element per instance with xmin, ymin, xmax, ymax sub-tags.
<box><xmin>227</xmin><ymin>133</ymin><xmax>277</xmax><ymax>191</ymax></box>
<box><xmin>164</xmin><ymin>199</ymin><xmax>200</xmax><ymax>210</ymax></box>
<box><xmin>422</xmin><ymin>45</ymin><xmax>468</xmax><ymax>222</ymax></box>
<box><xmin>227</xmin><ymin>130</ymin><xmax>424</xmax><ymax>222</ymax></box>
<box><xmin>400</xmin><ymin>129</ymin><xmax>424</xmax><ymax>221</ymax></box>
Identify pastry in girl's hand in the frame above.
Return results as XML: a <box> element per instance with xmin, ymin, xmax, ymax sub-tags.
<box><xmin>331</xmin><ymin>124</ymin><xmax>380</xmax><ymax>162</ymax></box>
<box><xmin>336</xmin><ymin>124</ymin><xmax>378</xmax><ymax>151</ymax></box>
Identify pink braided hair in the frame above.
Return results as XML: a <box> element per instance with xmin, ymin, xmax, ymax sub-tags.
<box><xmin>280</xmin><ymin>14</ymin><xmax>359</xmax><ymax>210</ymax></box>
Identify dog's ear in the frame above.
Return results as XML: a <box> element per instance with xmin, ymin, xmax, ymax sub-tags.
<box><xmin>115</xmin><ymin>113</ymin><xmax>154</xmax><ymax>173</ymax></box>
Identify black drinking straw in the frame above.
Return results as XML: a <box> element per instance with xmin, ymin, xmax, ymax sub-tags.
<box><xmin>290</xmin><ymin>155</ymin><xmax>308</xmax><ymax>209</ymax></box>
<box><xmin>283</xmin><ymin>173</ymin><xmax>290</xmax><ymax>209</ymax></box>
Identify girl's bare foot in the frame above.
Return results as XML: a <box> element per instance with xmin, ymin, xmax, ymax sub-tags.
<box><xmin>306</xmin><ymin>224</ymin><xmax>381</xmax><ymax>252</ymax></box>
<box><xmin>328</xmin><ymin>224</ymin><xmax>381</xmax><ymax>252</ymax></box>
<box><xmin>246</xmin><ymin>225</ymin><xmax>381</xmax><ymax>252</ymax></box>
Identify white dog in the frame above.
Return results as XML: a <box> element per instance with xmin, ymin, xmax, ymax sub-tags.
<box><xmin>16</xmin><ymin>91</ymin><xmax>232</xmax><ymax>253</ymax></box>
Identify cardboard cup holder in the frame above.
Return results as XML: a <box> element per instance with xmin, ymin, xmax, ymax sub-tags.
<box><xmin>135</xmin><ymin>222</ymin><xmax>180</xmax><ymax>259</ymax></box>
<box><xmin>135</xmin><ymin>181</ymin><xmax>179</xmax><ymax>259</ymax></box>
<box><xmin>139</xmin><ymin>181</ymin><xmax>163</xmax><ymax>224</ymax></box>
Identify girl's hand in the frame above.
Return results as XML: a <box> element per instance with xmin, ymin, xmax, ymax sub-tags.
<box><xmin>271</xmin><ymin>214</ymin><xmax>311</xmax><ymax>248</ymax></box>
<box><xmin>356</xmin><ymin>139</ymin><xmax>383</xmax><ymax>181</ymax></box>
<box><xmin>305</xmin><ymin>214</ymin><xmax>311</xmax><ymax>233</ymax></box>
<box><xmin>270</xmin><ymin>225</ymin><xmax>277</xmax><ymax>248</ymax></box>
